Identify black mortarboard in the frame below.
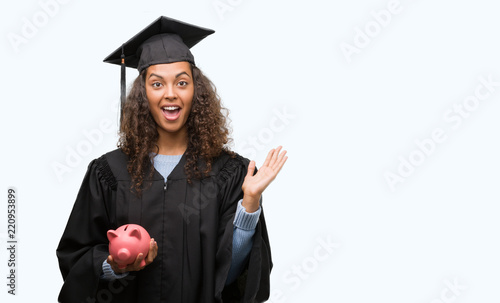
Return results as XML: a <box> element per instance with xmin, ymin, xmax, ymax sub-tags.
<box><xmin>103</xmin><ymin>16</ymin><xmax>215</xmax><ymax>123</ymax></box>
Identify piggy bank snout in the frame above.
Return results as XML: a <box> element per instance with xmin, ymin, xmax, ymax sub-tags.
<box><xmin>117</xmin><ymin>248</ymin><xmax>131</xmax><ymax>261</ymax></box>
<box><xmin>108</xmin><ymin>224</ymin><xmax>151</xmax><ymax>268</ymax></box>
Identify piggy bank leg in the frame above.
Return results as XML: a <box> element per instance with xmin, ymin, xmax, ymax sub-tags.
<box><xmin>140</xmin><ymin>259</ymin><xmax>147</xmax><ymax>267</ymax></box>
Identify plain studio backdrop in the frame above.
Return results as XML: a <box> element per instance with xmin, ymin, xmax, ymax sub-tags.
<box><xmin>1</xmin><ymin>0</ymin><xmax>500</xmax><ymax>302</ymax></box>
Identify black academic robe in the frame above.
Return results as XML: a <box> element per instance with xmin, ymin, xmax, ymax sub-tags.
<box><xmin>56</xmin><ymin>148</ymin><xmax>272</xmax><ymax>303</ymax></box>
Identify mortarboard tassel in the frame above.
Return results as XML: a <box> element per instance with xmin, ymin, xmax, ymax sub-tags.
<box><xmin>120</xmin><ymin>44</ymin><xmax>126</xmax><ymax>125</ymax></box>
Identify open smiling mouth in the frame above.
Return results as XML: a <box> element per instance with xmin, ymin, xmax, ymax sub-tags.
<box><xmin>162</xmin><ymin>106</ymin><xmax>181</xmax><ymax>121</ymax></box>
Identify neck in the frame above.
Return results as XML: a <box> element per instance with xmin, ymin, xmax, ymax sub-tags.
<box><xmin>156</xmin><ymin>127</ymin><xmax>188</xmax><ymax>155</ymax></box>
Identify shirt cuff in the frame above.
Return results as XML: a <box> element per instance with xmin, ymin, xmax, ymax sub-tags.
<box><xmin>100</xmin><ymin>259</ymin><xmax>130</xmax><ymax>281</ymax></box>
<box><xmin>233</xmin><ymin>199</ymin><xmax>261</xmax><ymax>230</ymax></box>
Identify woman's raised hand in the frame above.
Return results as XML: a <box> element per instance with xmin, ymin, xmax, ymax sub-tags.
<box><xmin>241</xmin><ymin>146</ymin><xmax>288</xmax><ymax>212</ymax></box>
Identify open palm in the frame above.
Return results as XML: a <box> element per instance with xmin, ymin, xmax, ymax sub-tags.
<box><xmin>242</xmin><ymin>146</ymin><xmax>288</xmax><ymax>206</ymax></box>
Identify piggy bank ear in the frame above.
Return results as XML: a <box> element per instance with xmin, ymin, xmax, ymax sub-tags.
<box><xmin>129</xmin><ymin>228</ymin><xmax>142</xmax><ymax>240</ymax></box>
<box><xmin>107</xmin><ymin>230</ymin><xmax>119</xmax><ymax>241</ymax></box>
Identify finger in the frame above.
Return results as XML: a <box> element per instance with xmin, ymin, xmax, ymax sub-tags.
<box><xmin>114</xmin><ymin>265</ymin><xmax>127</xmax><ymax>274</ymax></box>
<box><xmin>146</xmin><ymin>239</ymin><xmax>157</xmax><ymax>264</ymax></box>
<box><xmin>152</xmin><ymin>242</ymin><xmax>158</xmax><ymax>260</ymax></box>
<box><xmin>145</xmin><ymin>240</ymin><xmax>154</xmax><ymax>264</ymax></box>
<box><xmin>151</xmin><ymin>240</ymin><xmax>158</xmax><ymax>259</ymax></box>
<box><xmin>262</xmin><ymin>148</ymin><xmax>275</xmax><ymax>168</ymax></box>
<box><xmin>108</xmin><ymin>256</ymin><xmax>126</xmax><ymax>273</ymax></box>
<box><xmin>272</xmin><ymin>150</ymin><xmax>287</xmax><ymax>171</ymax></box>
<box><xmin>108</xmin><ymin>256</ymin><xmax>127</xmax><ymax>274</ymax></box>
<box><xmin>132</xmin><ymin>253</ymin><xmax>145</xmax><ymax>270</ymax></box>
<box><xmin>246</xmin><ymin>160</ymin><xmax>256</xmax><ymax>178</ymax></box>
<box><xmin>274</xmin><ymin>154</ymin><xmax>288</xmax><ymax>174</ymax></box>
<box><xmin>269</xmin><ymin>146</ymin><xmax>282</xmax><ymax>166</ymax></box>
<box><xmin>107</xmin><ymin>255</ymin><xmax>121</xmax><ymax>273</ymax></box>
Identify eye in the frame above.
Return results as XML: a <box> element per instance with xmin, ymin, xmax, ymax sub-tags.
<box><xmin>178</xmin><ymin>80</ymin><xmax>189</xmax><ymax>87</ymax></box>
<box><xmin>152</xmin><ymin>82</ymin><xmax>162</xmax><ymax>88</ymax></box>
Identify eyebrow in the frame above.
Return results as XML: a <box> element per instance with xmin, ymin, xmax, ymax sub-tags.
<box><xmin>148</xmin><ymin>71</ymin><xmax>192</xmax><ymax>80</ymax></box>
<box><xmin>148</xmin><ymin>73</ymin><xmax>163</xmax><ymax>80</ymax></box>
<box><xmin>175</xmin><ymin>71</ymin><xmax>191</xmax><ymax>79</ymax></box>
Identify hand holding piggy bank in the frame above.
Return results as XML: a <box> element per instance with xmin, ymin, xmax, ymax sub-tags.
<box><xmin>107</xmin><ymin>224</ymin><xmax>151</xmax><ymax>269</ymax></box>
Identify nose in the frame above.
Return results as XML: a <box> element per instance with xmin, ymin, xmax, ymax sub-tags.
<box><xmin>163</xmin><ymin>84</ymin><xmax>177</xmax><ymax>100</ymax></box>
<box><xmin>117</xmin><ymin>248</ymin><xmax>131</xmax><ymax>261</ymax></box>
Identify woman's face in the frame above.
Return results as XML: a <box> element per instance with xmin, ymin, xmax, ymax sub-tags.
<box><xmin>145</xmin><ymin>61</ymin><xmax>194</xmax><ymax>137</ymax></box>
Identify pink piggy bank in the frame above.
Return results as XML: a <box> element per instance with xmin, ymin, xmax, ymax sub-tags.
<box><xmin>107</xmin><ymin>224</ymin><xmax>151</xmax><ymax>269</ymax></box>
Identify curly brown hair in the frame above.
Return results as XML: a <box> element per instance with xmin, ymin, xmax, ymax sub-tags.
<box><xmin>118</xmin><ymin>64</ymin><xmax>233</xmax><ymax>195</ymax></box>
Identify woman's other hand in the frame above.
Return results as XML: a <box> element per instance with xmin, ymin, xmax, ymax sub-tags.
<box><xmin>241</xmin><ymin>146</ymin><xmax>288</xmax><ymax>212</ymax></box>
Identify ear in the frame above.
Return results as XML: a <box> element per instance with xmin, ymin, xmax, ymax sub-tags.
<box><xmin>129</xmin><ymin>228</ymin><xmax>142</xmax><ymax>240</ymax></box>
<box><xmin>107</xmin><ymin>230</ymin><xmax>118</xmax><ymax>241</ymax></box>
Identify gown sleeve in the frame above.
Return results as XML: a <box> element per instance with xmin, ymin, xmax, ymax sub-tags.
<box><xmin>56</xmin><ymin>157</ymin><xmax>116</xmax><ymax>303</ymax></box>
<box><xmin>215</xmin><ymin>155</ymin><xmax>273</xmax><ymax>303</ymax></box>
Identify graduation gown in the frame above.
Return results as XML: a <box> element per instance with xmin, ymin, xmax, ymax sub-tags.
<box><xmin>56</xmin><ymin>148</ymin><xmax>272</xmax><ymax>303</ymax></box>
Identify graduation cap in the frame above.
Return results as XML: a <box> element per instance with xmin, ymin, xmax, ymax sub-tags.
<box><xmin>103</xmin><ymin>16</ymin><xmax>215</xmax><ymax>123</ymax></box>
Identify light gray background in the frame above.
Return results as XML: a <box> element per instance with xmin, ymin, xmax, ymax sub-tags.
<box><xmin>1</xmin><ymin>0</ymin><xmax>499</xmax><ymax>302</ymax></box>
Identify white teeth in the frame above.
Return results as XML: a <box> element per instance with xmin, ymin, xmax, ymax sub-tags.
<box><xmin>162</xmin><ymin>106</ymin><xmax>179</xmax><ymax>111</ymax></box>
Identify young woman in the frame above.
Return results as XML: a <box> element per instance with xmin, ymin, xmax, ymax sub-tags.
<box><xmin>56</xmin><ymin>16</ymin><xmax>287</xmax><ymax>303</ymax></box>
